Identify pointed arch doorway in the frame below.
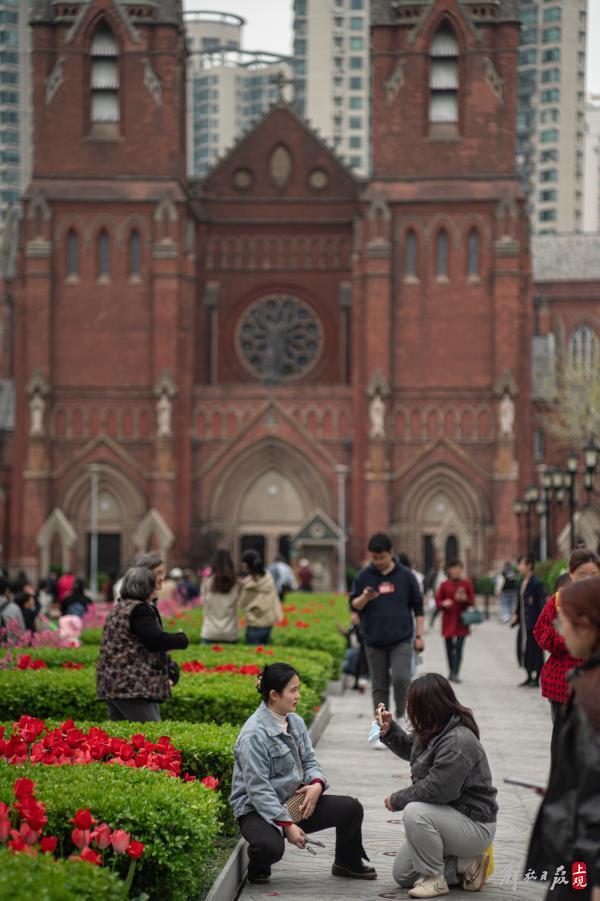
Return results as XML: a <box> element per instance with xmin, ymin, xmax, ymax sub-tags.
<box><xmin>205</xmin><ymin>439</ymin><xmax>336</xmax><ymax>573</ymax></box>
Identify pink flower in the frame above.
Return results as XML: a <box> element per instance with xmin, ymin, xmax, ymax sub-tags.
<box><xmin>110</xmin><ymin>829</ymin><xmax>131</xmax><ymax>853</ymax></box>
<box><xmin>201</xmin><ymin>776</ymin><xmax>220</xmax><ymax>790</ymax></box>
<box><xmin>71</xmin><ymin>828</ymin><xmax>90</xmax><ymax>850</ymax></box>
<box><xmin>90</xmin><ymin>822</ymin><xmax>111</xmax><ymax>850</ymax></box>
<box><xmin>78</xmin><ymin>846</ymin><xmax>102</xmax><ymax>865</ymax></box>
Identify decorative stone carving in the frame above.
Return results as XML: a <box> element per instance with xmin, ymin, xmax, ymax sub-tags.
<box><xmin>308</xmin><ymin>169</ymin><xmax>329</xmax><ymax>191</ymax></box>
<box><xmin>493</xmin><ymin>368</ymin><xmax>518</xmax><ymax>399</ymax></box>
<box><xmin>45</xmin><ymin>57</ymin><xmax>65</xmax><ymax>105</ymax></box>
<box><xmin>233</xmin><ymin>168</ymin><xmax>254</xmax><ymax>190</ymax></box>
<box><xmin>366</xmin><ymin>190</ymin><xmax>391</xmax><ymax>244</ymax></box>
<box><xmin>384</xmin><ymin>60</ymin><xmax>404</xmax><ymax>104</ymax></box>
<box><xmin>270</xmin><ymin>144</ymin><xmax>292</xmax><ymax>190</ymax></box>
<box><xmin>153</xmin><ymin>372</ymin><xmax>177</xmax><ymax>439</ymax></box>
<box><xmin>367</xmin><ymin>369</ymin><xmax>391</xmax><ymax>399</ymax></box>
<box><xmin>143</xmin><ymin>58</ymin><xmax>162</xmax><ymax>105</ymax></box>
<box><xmin>498</xmin><ymin>392</ymin><xmax>515</xmax><ymax>438</ymax></box>
<box><xmin>495</xmin><ymin>193</ymin><xmax>519</xmax><ymax>242</ymax></box>
<box><xmin>28</xmin><ymin>190</ymin><xmax>51</xmax><ymax>240</ymax></box>
<box><xmin>26</xmin><ymin>370</ymin><xmax>50</xmax><ymax>439</ymax></box>
<box><xmin>369</xmin><ymin>393</ymin><xmax>386</xmax><ymax>439</ymax></box>
<box><xmin>236</xmin><ymin>295</ymin><xmax>323</xmax><ymax>383</ymax></box>
<box><xmin>484</xmin><ymin>58</ymin><xmax>503</xmax><ymax>103</ymax></box>
<box><xmin>153</xmin><ymin>196</ymin><xmax>178</xmax><ymax>247</ymax></box>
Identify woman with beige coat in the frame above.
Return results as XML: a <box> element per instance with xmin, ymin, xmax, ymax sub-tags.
<box><xmin>239</xmin><ymin>550</ymin><xmax>283</xmax><ymax>645</ymax></box>
<box><xmin>201</xmin><ymin>550</ymin><xmax>240</xmax><ymax>644</ymax></box>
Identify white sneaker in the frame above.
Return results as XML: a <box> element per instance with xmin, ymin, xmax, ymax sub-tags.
<box><xmin>372</xmin><ymin>739</ymin><xmax>387</xmax><ymax>750</ymax></box>
<box><xmin>408</xmin><ymin>875</ymin><xmax>449</xmax><ymax>898</ymax></box>
<box><xmin>461</xmin><ymin>852</ymin><xmax>491</xmax><ymax>892</ymax></box>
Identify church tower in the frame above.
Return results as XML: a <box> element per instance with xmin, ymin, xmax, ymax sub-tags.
<box><xmin>11</xmin><ymin>1</ymin><xmax>194</xmax><ymax>577</ymax></box>
<box><xmin>354</xmin><ymin>0</ymin><xmax>531</xmax><ymax>570</ymax></box>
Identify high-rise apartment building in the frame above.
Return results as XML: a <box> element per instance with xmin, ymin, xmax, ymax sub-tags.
<box><xmin>583</xmin><ymin>94</ymin><xmax>600</xmax><ymax>232</ymax></box>
<box><xmin>0</xmin><ymin>0</ymin><xmax>32</xmax><ymax>222</ymax></box>
<box><xmin>517</xmin><ymin>0</ymin><xmax>587</xmax><ymax>234</ymax></box>
<box><xmin>185</xmin><ymin>11</ymin><xmax>292</xmax><ymax>177</ymax></box>
<box><xmin>292</xmin><ymin>0</ymin><xmax>370</xmax><ymax>176</ymax></box>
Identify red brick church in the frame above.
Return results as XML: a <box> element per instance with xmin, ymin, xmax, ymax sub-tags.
<box><xmin>2</xmin><ymin>0</ymin><xmax>594</xmax><ymax>586</ymax></box>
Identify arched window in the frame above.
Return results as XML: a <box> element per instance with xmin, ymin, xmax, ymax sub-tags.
<box><xmin>436</xmin><ymin>228</ymin><xmax>449</xmax><ymax>278</ymax></box>
<box><xmin>467</xmin><ymin>227</ymin><xmax>480</xmax><ymax>277</ymax></box>
<box><xmin>570</xmin><ymin>325</ymin><xmax>599</xmax><ymax>372</ymax></box>
<box><xmin>97</xmin><ymin>229</ymin><xmax>110</xmax><ymax>278</ymax></box>
<box><xmin>66</xmin><ymin>229</ymin><xmax>79</xmax><ymax>277</ymax></box>
<box><xmin>429</xmin><ymin>24</ymin><xmax>459</xmax><ymax>126</ymax></box>
<box><xmin>90</xmin><ymin>25</ymin><xmax>119</xmax><ymax>125</ymax></box>
<box><xmin>405</xmin><ymin>229</ymin><xmax>417</xmax><ymax>278</ymax></box>
<box><xmin>129</xmin><ymin>229</ymin><xmax>141</xmax><ymax>278</ymax></box>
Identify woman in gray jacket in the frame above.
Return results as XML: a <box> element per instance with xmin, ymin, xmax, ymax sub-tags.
<box><xmin>380</xmin><ymin>673</ymin><xmax>497</xmax><ymax>899</ymax></box>
<box><xmin>230</xmin><ymin>663</ymin><xmax>376</xmax><ymax>885</ymax></box>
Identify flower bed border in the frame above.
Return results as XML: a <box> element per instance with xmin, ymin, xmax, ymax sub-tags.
<box><xmin>204</xmin><ymin>697</ymin><xmax>332</xmax><ymax>901</ymax></box>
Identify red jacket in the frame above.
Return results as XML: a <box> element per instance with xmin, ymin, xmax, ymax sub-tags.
<box><xmin>436</xmin><ymin>578</ymin><xmax>474</xmax><ymax>638</ymax></box>
<box><xmin>533</xmin><ymin>594</ymin><xmax>584</xmax><ymax>703</ymax></box>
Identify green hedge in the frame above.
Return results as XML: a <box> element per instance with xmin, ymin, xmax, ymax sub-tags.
<box><xmin>0</xmin><ymin>668</ymin><xmax>320</xmax><ymax>726</ymax></box>
<box><xmin>0</xmin><ymin>761</ymin><xmax>220</xmax><ymax>901</ymax></box>
<box><xmin>4</xmin><ymin>643</ymin><xmax>334</xmax><ymax>697</ymax></box>
<box><xmin>0</xmin><ymin>847</ymin><xmax>127</xmax><ymax>901</ymax></box>
<box><xmin>40</xmin><ymin>718</ymin><xmax>238</xmax><ymax>834</ymax></box>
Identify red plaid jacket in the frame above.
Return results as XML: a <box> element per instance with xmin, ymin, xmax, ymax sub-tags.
<box><xmin>533</xmin><ymin>594</ymin><xmax>584</xmax><ymax>704</ymax></box>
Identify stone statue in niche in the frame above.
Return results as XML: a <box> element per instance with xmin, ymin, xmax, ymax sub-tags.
<box><xmin>156</xmin><ymin>392</ymin><xmax>172</xmax><ymax>438</ymax></box>
<box><xmin>29</xmin><ymin>390</ymin><xmax>45</xmax><ymax>437</ymax></box>
<box><xmin>498</xmin><ymin>392</ymin><xmax>515</xmax><ymax>438</ymax></box>
<box><xmin>369</xmin><ymin>392</ymin><xmax>386</xmax><ymax>439</ymax></box>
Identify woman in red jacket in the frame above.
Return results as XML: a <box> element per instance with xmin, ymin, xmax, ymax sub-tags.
<box><xmin>533</xmin><ymin>548</ymin><xmax>599</xmax><ymax>761</ymax></box>
<box><xmin>436</xmin><ymin>560</ymin><xmax>475</xmax><ymax>684</ymax></box>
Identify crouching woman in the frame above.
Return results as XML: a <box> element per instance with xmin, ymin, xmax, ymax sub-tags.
<box><xmin>380</xmin><ymin>673</ymin><xmax>497</xmax><ymax>899</ymax></box>
<box><xmin>230</xmin><ymin>663</ymin><xmax>376</xmax><ymax>885</ymax></box>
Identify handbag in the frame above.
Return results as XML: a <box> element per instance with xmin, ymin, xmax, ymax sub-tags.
<box><xmin>461</xmin><ymin>608</ymin><xmax>485</xmax><ymax>627</ymax></box>
<box><xmin>283</xmin><ymin>787</ymin><xmax>306</xmax><ymax>824</ymax></box>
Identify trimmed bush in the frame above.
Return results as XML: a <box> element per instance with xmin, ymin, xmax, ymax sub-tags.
<box><xmin>0</xmin><ymin>760</ymin><xmax>221</xmax><ymax>900</ymax></box>
<box><xmin>0</xmin><ymin>668</ymin><xmax>320</xmax><ymax>726</ymax></box>
<box><xmin>36</xmin><ymin>718</ymin><xmax>239</xmax><ymax>833</ymax></box>
<box><xmin>80</xmin><ymin>627</ymin><xmax>103</xmax><ymax>645</ymax></box>
<box><xmin>0</xmin><ymin>847</ymin><xmax>127</xmax><ymax>900</ymax></box>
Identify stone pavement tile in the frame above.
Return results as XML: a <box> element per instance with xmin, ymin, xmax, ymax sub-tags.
<box><xmin>239</xmin><ymin>618</ymin><xmax>550</xmax><ymax>901</ymax></box>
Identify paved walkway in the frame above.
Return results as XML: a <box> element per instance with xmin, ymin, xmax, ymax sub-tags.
<box><xmin>241</xmin><ymin>616</ymin><xmax>550</xmax><ymax>900</ymax></box>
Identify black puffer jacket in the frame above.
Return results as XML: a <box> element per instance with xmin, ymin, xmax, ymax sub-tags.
<box><xmin>526</xmin><ymin>651</ymin><xmax>600</xmax><ymax>894</ymax></box>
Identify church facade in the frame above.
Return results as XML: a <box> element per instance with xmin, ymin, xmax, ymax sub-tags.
<box><xmin>4</xmin><ymin>0</ymin><xmax>537</xmax><ymax>583</ymax></box>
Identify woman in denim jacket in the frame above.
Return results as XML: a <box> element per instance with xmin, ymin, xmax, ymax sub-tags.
<box><xmin>230</xmin><ymin>663</ymin><xmax>376</xmax><ymax>885</ymax></box>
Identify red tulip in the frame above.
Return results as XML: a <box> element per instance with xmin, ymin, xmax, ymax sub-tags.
<box><xmin>0</xmin><ymin>801</ymin><xmax>9</xmax><ymax>818</ymax></box>
<box><xmin>183</xmin><ymin>774</ymin><xmax>196</xmax><ymax>782</ymax></box>
<box><xmin>8</xmin><ymin>834</ymin><xmax>26</xmax><ymax>853</ymax></box>
<box><xmin>210</xmin><ymin>645</ymin><xmax>224</xmax><ymax>652</ymax></box>
<box><xmin>40</xmin><ymin>835</ymin><xmax>58</xmax><ymax>854</ymax></box>
<box><xmin>71</xmin><ymin>827</ymin><xmax>90</xmax><ymax>849</ymax></box>
<box><xmin>13</xmin><ymin>777</ymin><xmax>35</xmax><ymax>799</ymax></box>
<box><xmin>201</xmin><ymin>776</ymin><xmax>220</xmax><ymax>790</ymax></box>
<box><xmin>90</xmin><ymin>822</ymin><xmax>111</xmax><ymax>850</ymax></box>
<box><xmin>110</xmin><ymin>829</ymin><xmax>131</xmax><ymax>853</ymax></box>
<box><xmin>17</xmin><ymin>822</ymin><xmax>40</xmax><ymax>846</ymax></box>
<box><xmin>78</xmin><ymin>846</ymin><xmax>102</xmax><ymax>865</ymax></box>
<box><xmin>0</xmin><ymin>818</ymin><xmax>11</xmax><ymax>842</ymax></box>
<box><xmin>71</xmin><ymin>809</ymin><xmax>96</xmax><ymax>830</ymax></box>
<box><xmin>126</xmin><ymin>839</ymin><xmax>144</xmax><ymax>859</ymax></box>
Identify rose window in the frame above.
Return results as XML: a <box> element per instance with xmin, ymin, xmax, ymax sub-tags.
<box><xmin>236</xmin><ymin>295</ymin><xmax>323</xmax><ymax>381</ymax></box>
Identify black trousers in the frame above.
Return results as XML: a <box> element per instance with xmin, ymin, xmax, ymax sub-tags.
<box><xmin>445</xmin><ymin>636</ymin><xmax>465</xmax><ymax>676</ymax></box>
<box><xmin>238</xmin><ymin>795</ymin><xmax>365</xmax><ymax>877</ymax></box>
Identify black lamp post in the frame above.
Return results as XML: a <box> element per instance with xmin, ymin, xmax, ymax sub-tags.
<box><xmin>565</xmin><ymin>451</ymin><xmax>579</xmax><ymax>551</ymax></box>
<box><xmin>524</xmin><ymin>484</ymin><xmax>539</xmax><ymax>554</ymax></box>
<box><xmin>584</xmin><ymin>441</ymin><xmax>599</xmax><ymax>495</ymax></box>
<box><xmin>514</xmin><ymin>498</ymin><xmax>525</xmax><ymax>549</ymax></box>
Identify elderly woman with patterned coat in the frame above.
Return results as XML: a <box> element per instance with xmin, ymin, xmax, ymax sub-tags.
<box><xmin>96</xmin><ymin>566</ymin><xmax>188</xmax><ymax>722</ymax></box>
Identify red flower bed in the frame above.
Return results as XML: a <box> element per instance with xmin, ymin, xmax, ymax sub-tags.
<box><xmin>181</xmin><ymin>662</ymin><xmax>262</xmax><ymax>676</ymax></box>
<box><xmin>1</xmin><ymin>777</ymin><xmax>144</xmax><ymax>877</ymax></box>
<box><xmin>0</xmin><ymin>717</ymin><xmax>218</xmax><ymax>791</ymax></box>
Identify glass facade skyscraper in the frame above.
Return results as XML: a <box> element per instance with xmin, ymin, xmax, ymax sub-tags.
<box><xmin>0</xmin><ymin>0</ymin><xmax>32</xmax><ymax>222</ymax></box>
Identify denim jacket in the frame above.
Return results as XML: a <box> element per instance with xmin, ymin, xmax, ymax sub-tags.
<box><xmin>230</xmin><ymin>703</ymin><xmax>329</xmax><ymax>828</ymax></box>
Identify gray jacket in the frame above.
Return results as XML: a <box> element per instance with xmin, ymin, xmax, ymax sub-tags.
<box><xmin>230</xmin><ymin>703</ymin><xmax>329</xmax><ymax>828</ymax></box>
<box><xmin>0</xmin><ymin>596</ymin><xmax>25</xmax><ymax>633</ymax></box>
<box><xmin>382</xmin><ymin>714</ymin><xmax>498</xmax><ymax>824</ymax></box>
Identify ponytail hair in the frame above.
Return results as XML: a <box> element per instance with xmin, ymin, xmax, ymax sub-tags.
<box><xmin>256</xmin><ymin>663</ymin><xmax>299</xmax><ymax>704</ymax></box>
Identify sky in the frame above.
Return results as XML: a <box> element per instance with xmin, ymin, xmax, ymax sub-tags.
<box><xmin>182</xmin><ymin>0</ymin><xmax>600</xmax><ymax>95</ymax></box>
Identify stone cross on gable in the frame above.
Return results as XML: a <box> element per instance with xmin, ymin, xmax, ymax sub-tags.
<box><xmin>270</xmin><ymin>70</ymin><xmax>294</xmax><ymax>104</ymax></box>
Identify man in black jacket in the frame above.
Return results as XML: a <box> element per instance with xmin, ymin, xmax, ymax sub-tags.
<box><xmin>350</xmin><ymin>533</ymin><xmax>424</xmax><ymax>723</ymax></box>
